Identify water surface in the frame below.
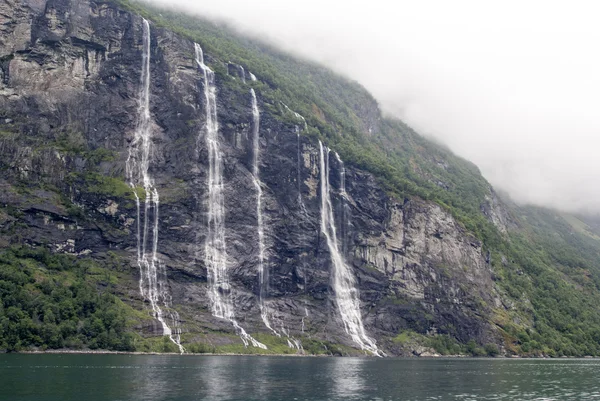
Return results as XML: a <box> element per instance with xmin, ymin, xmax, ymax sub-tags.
<box><xmin>2</xmin><ymin>354</ymin><xmax>600</xmax><ymax>400</ymax></box>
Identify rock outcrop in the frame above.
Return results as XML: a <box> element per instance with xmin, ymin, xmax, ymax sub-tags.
<box><xmin>0</xmin><ymin>0</ymin><xmax>505</xmax><ymax>355</ymax></box>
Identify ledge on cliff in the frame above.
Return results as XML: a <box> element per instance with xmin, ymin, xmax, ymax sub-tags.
<box><xmin>0</xmin><ymin>0</ymin><xmax>600</xmax><ymax>358</ymax></box>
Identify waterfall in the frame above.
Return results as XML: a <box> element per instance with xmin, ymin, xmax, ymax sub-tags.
<box><xmin>318</xmin><ymin>141</ymin><xmax>380</xmax><ymax>356</ymax></box>
<box><xmin>334</xmin><ymin>152</ymin><xmax>346</xmax><ymax>197</ymax></box>
<box><xmin>281</xmin><ymin>102</ymin><xmax>308</xmax><ymax>211</ymax></box>
<box><xmin>290</xmin><ymin>108</ymin><xmax>309</xmax><ymax>336</ymax></box>
<box><xmin>334</xmin><ymin>151</ymin><xmax>349</xmax><ymax>256</ymax></box>
<box><xmin>296</xmin><ymin>128</ymin><xmax>310</xmax><ymax>334</ymax></box>
<box><xmin>250</xmin><ymin>89</ymin><xmax>278</xmax><ymax>337</ymax></box>
<box><xmin>251</xmin><ymin>89</ymin><xmax>302</xmax><ymax>351</ymax></box>
<box><xmin>301</xmin><ymin>307</ymin><xmax>308</xmax><ymax>334</ymax></box>
<box><xmin>239</xmin><ymin>66</ymin><xmax>246</xmax><ymax>83</ymax></box>
<box><xmin>194</xmin><ymin>43</ymin><xmax>266</xmax><ymax>349</ymax></box>
<box><xmin>249</xmin><ymin>72</ymin><xmax>257</xmax><ymax>81</ymax></box>
<box><xmin>282</xmin><ymin>102</ymin><xmax>308</xmax><ymax>132</ymax></box>
<box><xmin>281</xmin><ymin>326</ymin><xmax>303</xmax><ymax>352</ymax></box>
<box><xmin>126</xmin><ymin>18</ymin><xmax>183</xmax><ymax>354</ymax></box>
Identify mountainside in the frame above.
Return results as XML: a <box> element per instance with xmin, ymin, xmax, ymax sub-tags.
<box><xmin>1</xmin><ymin>0</ymin><xmax>600</xmax><ymax>357</ymax></box>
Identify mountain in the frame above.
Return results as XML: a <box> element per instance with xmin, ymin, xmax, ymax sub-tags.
<box><xmin>1</xmin><ymin>0</ymin><xmax>600</xmax><ymax>357</ymax></box>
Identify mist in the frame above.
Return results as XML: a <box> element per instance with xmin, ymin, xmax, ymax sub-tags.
<box><xmin>144</xmin><ymin>0</ymin><xmax>600</xmax><ymax>214</ymax></box>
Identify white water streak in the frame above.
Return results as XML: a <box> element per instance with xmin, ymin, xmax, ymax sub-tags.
<box><xmin>282</xmin><ymin>102</ymin><xmax>308</xmax><ymax>132</ymax></box>
<box><xmin>126</xmin><ymin>18</ymin><xmax>183</xmax><ymax>354</ymax></box>
<box><xmin>252</xmin><ymin>90</ymin><xmax>302</xmax><ymax>350</ymax></box>
<box><xmin>239</xmin><ymin>66</ymin><xmax>246</xmax><ymax>83</ymax></box>
<box><xmin>281</xmin><ymin>326</ymin><xmax>303</xmax><ymax>352</ymax></box>
<box><xmin>301</xmin><ymin>307</ymin><xmax>309</xmax><ymax>334</ymax></box>
<box><xmin>250</xmin><ymin>89</ymin><xmax>279</xmax><ymax>338</ymax></box>
<box><xmin>195</xmin><ymin>43</ymin><xmax>266</xmax><ymax>349</ymax></box>
<box><xmin>249</xmin><ymin>72</ymin><xmax>257</xmax><ymax>81</ymax></box>
<box><xmin>318</xmin><ymin>141</ymin><xmax>380</xmax><ymax>356</ymax></box>
<box><xmin>294</xmin><ymin>117</ymin><xmax>309</xmax><ymax>338</ymax></box>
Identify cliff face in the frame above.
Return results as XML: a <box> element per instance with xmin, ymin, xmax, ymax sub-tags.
<box><xmin>0</xmin><ymin>0</ymin><xmax>505</xmax><ymax>355</ymax></box>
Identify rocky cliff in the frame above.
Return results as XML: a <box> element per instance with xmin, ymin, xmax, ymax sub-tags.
<box><xmin>0</xmin><ymin>0</ymin><xmax>515</xmax><ymax>356</ymax></box>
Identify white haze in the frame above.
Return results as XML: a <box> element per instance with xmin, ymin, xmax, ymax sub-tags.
<box><xmin>144</xmin><ymin>0</ymin><xmax>600</xmax><ymax>214</ymax></box>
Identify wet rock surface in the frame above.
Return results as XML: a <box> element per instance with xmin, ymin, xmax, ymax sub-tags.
<box><xmin>0</xmin><ymin>0</ymin><xmax>504</xmax><ymax>354</ymax></box>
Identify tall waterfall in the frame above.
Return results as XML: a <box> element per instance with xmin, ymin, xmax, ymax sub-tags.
<box><xmin>126</xmin><ymin>18</ymin><xmax>183</xmax><ymax>354</ymax></box>
<box><xmin>318</xmin><ymin>141</ymin><xmax>380</xmax><ymax>356</ymax></box>
<box><xmin>288</xmin><ymin>105</ymin><xmax>309</xmax><ymax>334</ymax></box>
<box><xmin>250</xmin><ymin>89</ymin><xmax>277</xmax><ymax>336</ymax></box>
<box><xmin>194</xmin><ymin>43</ymin><xmax>266</xmax><ymax>349</ymax></box>
<box><xmin>251</xmin><ymin>90</ymin><xmax>302</xmax><ymax>350</ymax></box>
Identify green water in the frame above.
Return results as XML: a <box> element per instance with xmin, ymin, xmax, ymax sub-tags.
<box><xmin>1</xmin><ymin>354</ymin><xmax>600</xmax><ymax>400</ymax></box>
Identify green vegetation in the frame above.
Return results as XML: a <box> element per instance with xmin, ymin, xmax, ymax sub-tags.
<box><xmin>108</xmin><ymin>0</ymin><xmax>501</xmax><ymax>245</ymax></box>
<box><xmin>393</xmin><ymin>330</ymin><xmax>422</xmax><ymax>346</ymax></box>
<box><xmin>0</xmin><ymin>241</ymin><xmax>361</xmax><ymax>354</ymax></box>
<box><xmin>392</xmin><ymin>331</ymin><xmax>499</xmax><ymax>357</ymax></box>
<box><xmin>76</xmin><ymin>172</ymin><xmax>144</xmax><ymax>201</ymax></box>
<box><xmin>185</xmin><ymin>334</ymin><xmax>356</xmax><ymax>356</ymax></box>
<box><xmin>2</xmin><ymin>0</ymin><xmax>600</xmax><ymax>357</ymax></box>
<box><xmin>0</xmin><ymin>247</ymin><xmax>142</xmax><ymax>352</ymax></box>
<box><xmin>488</xmin><ymin>205</ymin><xmax>600</xmax><ymax>357</ymax></box>
<box><xmin>83</xmin><ymin>173</ymin><xmax>134</xmax><ymax>199</ymax></box>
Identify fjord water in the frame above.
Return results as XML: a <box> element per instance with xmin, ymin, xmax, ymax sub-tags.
<box><xmin>3</xmin><ymin>355</ymin><xmax>600</xmax><ymax>401</ymax></box>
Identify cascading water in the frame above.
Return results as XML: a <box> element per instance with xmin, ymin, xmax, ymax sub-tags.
<box><xmin>296</xmin><ymin>129</ymin><xmax>310</xmax><ymax>336</ymax></box>
<box><xmin>301</xmin><ymin>308</ymin><xmax>308</xmax><ymax>334</ymax></box>
<box><xmin>239</xmin><ymin>66</ymin><xmax>246</xmax><ymax>83</ymax></box>
<box><xmin>251</xmin><ymin>89</ymin><xmax>302</xmax><ymax>351</ymax></box>
<box><xmin>195</xmin><ymin>43</ymin><xmax>266</xmax><ymax>349</ymax></box>
<box><xmin>250</xmin><ymin>89</ymin><xmax>278</xmax><ymax>337</ymax></box>
<box><xmin>334</xmin><ymin>151</ymin><xmax>349</xmax><ymax>256</ymax></box>
<box><xmin>126</xmin><ymin>18</ymin><xmax>183</xmax><ymax>354</ymax></box>
<box><xmin>282</xmin><ymin>104</ymin><xmax>310</xmax><ymax>337</ymax></box>
<box><xmin>281</xmin><ymin>103</ymin><xmax>309</xmax><ymax>214</ymax></box>
<box><xmin>282</xmin><ymin>102</ymin><xmax>308</xmax><ymax>132</ymax></box>
<box><xmin>249</xmin><ymin>72</ymin><xmax>257</xmax><ymax>81</ymax></box>
<box><xmin>318</xmin><ymin>141</ymin><xmax>381</xmax><ymax>356</ymax></box>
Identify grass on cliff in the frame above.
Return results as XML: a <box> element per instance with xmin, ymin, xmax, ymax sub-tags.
<box><xmin>0</xmin><ymin>246</ymin><xmax>150</xmax><ymax>352</ymax></box>
<box><xmin>3</xmin><ymin>0</ymin><xmax>600</xmax><ymax>357</ymax></box>
<box><xmin>110</xmin><ymin>0</ymin><xmax>600</xmax><ymax>357</ymax></box>
<box><xmin>109</xmin><ymin>0</ymin><xmax>499</xmax><ymax>245</ymax></box>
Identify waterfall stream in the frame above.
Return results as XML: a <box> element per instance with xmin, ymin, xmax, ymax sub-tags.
<box><xmin>126</xmin><ymin>18</ymin><xmax>183</xmax><ymax>354</ymax></box>
<box><xmin>251</xmin><ymin>89</ymin><xmax>302</xmax><ymax>350</ymax></box>
<box><xmin>250</xmin><ymin>89</ymin><xmax>278</xmax><ymax>337</ymax></box>
<box><xmin>195</xmin><ymin>43</ymin><xmax>266</xmax><ymax>349</ymax></box>
<box><xmin>284</xmin><ymin>105</ymin><xmax>310</xmax><ymax>338</ymax></box>
<box><xmin>239</xmin><ymin>65</ymin><xmax>246</xmax><ymax>83</ymax></box>
<box><xmin>318</xmin><ymin>141</ymin><xmax>381</xmax><ymax>356</ymax></box>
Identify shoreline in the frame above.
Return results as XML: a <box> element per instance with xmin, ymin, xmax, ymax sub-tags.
<box><xmin>10</xmin><ymin>350</ymin><xmax>599</xmax><ymax>359</ymax></box>
<box><xmin>16</xmin><ymin>349</ymin><xmax>328</xmax><ymax>357</ymax></box>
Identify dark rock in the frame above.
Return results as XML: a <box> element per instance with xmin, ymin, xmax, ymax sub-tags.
<box><xmin>0</xmin><ymin>0</ymin><xmax>506</xmax><ymax>355</ymax></box>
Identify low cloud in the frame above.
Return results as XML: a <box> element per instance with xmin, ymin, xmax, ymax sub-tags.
<box><xmin>144</xmin><ymin>0</ymin><xmax>600</xmax><ymax>214</ymax></box>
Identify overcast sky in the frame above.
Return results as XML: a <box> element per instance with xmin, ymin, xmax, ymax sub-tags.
<box><xmin>146</xmin><ymin>0</ymin><xmax>600</xmax><ymax>214</ymax></box>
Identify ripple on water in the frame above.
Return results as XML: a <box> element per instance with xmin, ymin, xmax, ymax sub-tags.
<box><xmin>2</xmin><ymin>356</ymin><xmax>600</xmax><ymax>401</ymax></box>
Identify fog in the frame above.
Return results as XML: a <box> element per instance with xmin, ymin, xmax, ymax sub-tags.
<box><xmin>145</xmin><ymin>0</ymin><xmax>600</xmax><ymax>214</ymax></box>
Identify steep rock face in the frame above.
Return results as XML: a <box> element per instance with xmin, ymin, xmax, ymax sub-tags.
<box><xmin>0</xmin><ymin>0</ymin><xmax>504</xmax><ymax>354</ymax></box>
<box><xmin>481</xmin><ymin>187</ymin><xmax>515</xmax><ymax>235</ymax></box>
